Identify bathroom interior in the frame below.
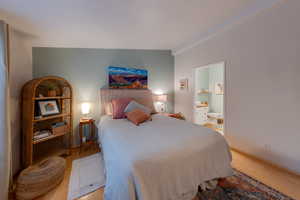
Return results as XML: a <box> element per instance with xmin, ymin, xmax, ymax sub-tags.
<box><xmin>194</xmin><ymin>62</ymin><xmax>225</xmax><ymax>134</ymax></box>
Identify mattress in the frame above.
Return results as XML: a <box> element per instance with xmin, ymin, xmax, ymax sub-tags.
<box><xmin>98</xmin><ymin>114</ymin><xmax>233</xmax><ymax>200</ymax></box>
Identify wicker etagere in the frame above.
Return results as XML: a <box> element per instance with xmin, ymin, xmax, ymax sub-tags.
<box><xmin>21</xmin><ymin>76</ymin><xmax>73</xmax><ymax>168</ymax></box>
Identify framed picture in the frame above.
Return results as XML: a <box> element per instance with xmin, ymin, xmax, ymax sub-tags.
<box><xmin>215</xmin><ymin>82</ymin><xmax>224</xmax><ymax>95</ymax></box>
<box><xmin>179</xmin><ymin>78</ymin><xmax>188</xmax><ymax>90</ymax></box>
<box><xmin>108</xmin><ymin>66</ymin><xmax>148</xmax><ymax>89</ymax></box>
<box><xmin>38</xmin><ymin>100</ymin><xmax>60</xmax><ymax>116</ymax></box>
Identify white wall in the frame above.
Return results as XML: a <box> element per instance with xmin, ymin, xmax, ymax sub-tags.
<box><xmin>9</xmin><ymin>27</ymin><xmax>32</xmax><ymax>174</ymax></box>
<box><xmin>174</xmin><ymin>1</ymin><xmax>300</xmax><ymax>174</ymax></box>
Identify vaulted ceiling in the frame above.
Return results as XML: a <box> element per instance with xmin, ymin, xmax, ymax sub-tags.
<box><xmin>0</xmin><ymin>0</ymin><xmax>279</xmax><ymax>53</ymax></box>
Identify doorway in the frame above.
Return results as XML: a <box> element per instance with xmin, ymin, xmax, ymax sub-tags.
<box><xmin>194</xmin><ymin>62</ymin><xmax>225</xmax><ymax>134</ymax></box>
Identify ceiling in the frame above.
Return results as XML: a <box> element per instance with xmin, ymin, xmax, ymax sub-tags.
<box><xmin>0</xmin><ymin>0</ymin><xmax>279</xmax><ymax>53</ymax></box>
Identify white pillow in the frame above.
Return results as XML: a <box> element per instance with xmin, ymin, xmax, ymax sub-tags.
<box><xmin>124</xmin><ymin>100</ymin><xmax>151</xmax><ymax>115</ymax></box>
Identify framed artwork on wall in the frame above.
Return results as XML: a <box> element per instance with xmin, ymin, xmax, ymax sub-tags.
<box><xmin>108</xmin><ymin>66</ymin><xmax>148</xmax><ymax>89</ymax></box>
<box><xmin>179</xmin><ymin>78</ymin><xmax>188</xmax><ymax>90</ymax></box>
<box><xmin>215</xmin><ymin>82</ymin><xmax>224</xmax><ymax>95</ymax></box>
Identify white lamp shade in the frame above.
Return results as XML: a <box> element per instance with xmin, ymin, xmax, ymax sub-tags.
<box><xmin>81</xmin><ymin>102</ymin><xmax>91</xmax><ymax>114</ymax></box>
<box><xmin>153</xmin><ymin>94</ymin><xmax>167</xmax><ymax>102</ymax></box>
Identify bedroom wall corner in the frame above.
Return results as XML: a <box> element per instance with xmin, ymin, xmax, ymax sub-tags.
<box><xmin>9</xmin><ymin>27</ymin><xmax>33</xmax><ymax>175</ymax></box>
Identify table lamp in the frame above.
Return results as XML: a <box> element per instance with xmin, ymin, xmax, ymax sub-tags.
<box><xmin>81</xmin><ymin>102</ymin><xmax>91</xmax><ymax>120</ymax></box>
<box><xmin>153</xmin><ymin>94</ymin><xmax>167</xmax><ymax>112</ymax></box>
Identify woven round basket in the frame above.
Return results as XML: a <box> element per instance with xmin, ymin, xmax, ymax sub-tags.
<box><xmin>16</xmin><ymin>156</ymin><xmax>66</xmax><ymax>200</ymax></box>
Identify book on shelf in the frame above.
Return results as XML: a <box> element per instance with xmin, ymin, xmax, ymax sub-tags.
<box><xmin>52</xmin><ymin>121</ymin><xmax>67</xmax><ymax>128</ymax></box>
<box><xmin>33</xmin><ymin>130</ymin><xmax>52</xmax><ymax>140</ymax></box>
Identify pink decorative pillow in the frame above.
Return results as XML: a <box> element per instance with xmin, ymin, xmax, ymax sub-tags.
<box><xmin>111</xmin><ymin>98</ymin><xmax>132</xmax><ymax>119</ymax></box>
<box><xmin>125</xmin><ymin>109</ymin><xmax>151</xmax><ymax>126</ymax></box>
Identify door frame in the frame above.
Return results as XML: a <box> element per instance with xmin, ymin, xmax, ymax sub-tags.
<box><xmin>193</xmin><ymin>61</ymin><xmax>227</xmax><ymax>135</ymax></box>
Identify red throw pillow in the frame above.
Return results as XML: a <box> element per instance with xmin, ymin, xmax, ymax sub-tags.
<box><xmin>125</xmin><ymin>109</ymin><xmax>151</xmax><ymax>126</ymax></box>
<box><xmin>111</xmin><ymin>98</ymin><xmax>132</xmax><ymax>119</ymax></box>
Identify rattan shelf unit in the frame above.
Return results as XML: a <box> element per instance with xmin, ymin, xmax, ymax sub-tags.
<box><xmin>21</xmin><ymin>76</ymin><xmax>73</xmax><ymax>167</ymax></box>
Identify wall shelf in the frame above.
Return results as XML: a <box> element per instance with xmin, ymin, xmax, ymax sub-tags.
<box><xmin>33</xmin><ymin>131</ymin><xmax>69</xmax><ymax>144</ymax></box>
<box><xmin>197</xmin><ymin>89</ymin><xmax>210</xmax><ymax>95</ymax></box>
<box><xmin>34</xmin><ymin>96</ymin><xmax>71</xmax><ymax>100</ymax></box>
<box><xmin>33</xmin><ymin>113</ymin><xmax>71</xmax><ymax>122</ymax></box>
<box><xmin>198</xmin><ymin>92</ymin><xmax>210</xmax><ymax>95</ymax></box>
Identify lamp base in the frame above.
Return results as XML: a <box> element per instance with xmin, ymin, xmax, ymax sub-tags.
<box><xmin>155</xmin><ymin>102</ymin><xmax>167</xmax><ymax>113</ymax></box>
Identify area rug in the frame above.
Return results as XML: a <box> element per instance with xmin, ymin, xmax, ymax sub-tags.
<box><xmin>67</xmin><ymin>153</ymin><xmax>105</xmax><ymax>200</ymax></box>
<box><xmin>198</xmin><ymin>169</ymin><xmax>294</xmax><ymax>200</ymax></box>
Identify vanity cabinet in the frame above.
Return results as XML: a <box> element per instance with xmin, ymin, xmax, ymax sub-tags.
<box><xmin>194</xmin><ymin>107</ymin><xmax>208</xmax><ymax>125</ymax></box>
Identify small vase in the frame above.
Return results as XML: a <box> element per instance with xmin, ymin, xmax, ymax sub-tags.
<box><xmin>48</xmin><ymin>90</ymin><xmax>56</xmax><ymax>97</ymax></box>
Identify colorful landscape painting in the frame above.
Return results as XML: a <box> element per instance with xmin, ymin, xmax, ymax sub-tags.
<box><xmin>108</xmin><ymin>66</ymin><xmax>148</xmax><ymax>89</ymax></box>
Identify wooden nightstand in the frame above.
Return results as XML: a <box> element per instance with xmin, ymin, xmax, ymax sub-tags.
<box><xmin>79</xmin><ymin>119</ymin><xmax>96</xmax><ymax>152</ymax></box>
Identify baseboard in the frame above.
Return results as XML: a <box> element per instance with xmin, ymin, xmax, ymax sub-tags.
<box><xmin>230</xmin><ymin>147</ymin><xmax>300</xmax><ymax>178</ymax></box>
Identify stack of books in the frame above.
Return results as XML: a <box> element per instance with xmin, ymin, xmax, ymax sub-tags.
<box><xmin>52</xmin><ymin>121</ymin><xmax>67</xmax><ymax>129</ymax></box>
<box><xmin>33</xmin><ymin>130</ymin><xmax>52</xmax><ymax>141</ymax></box>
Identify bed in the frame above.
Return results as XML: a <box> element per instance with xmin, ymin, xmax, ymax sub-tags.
<box><xmin>98</xmin><ymin>89</ymin><xmax>233</xmax><ymax>200</ymax></box>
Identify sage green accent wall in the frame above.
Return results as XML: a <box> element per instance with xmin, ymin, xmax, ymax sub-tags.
<box><xmin>195</xmin><ymin>68</ymin><xmax>209</xmax><ymax>102</ymax></box>
<box><xmin>208</xmin><ymin>63</ymin><xmax>224</xmax><ymax>113</ymax></box>
<box><xmin>33</xmin><ymin>48</ymin><xmax>174</xmax><ymax>145</ymax></box>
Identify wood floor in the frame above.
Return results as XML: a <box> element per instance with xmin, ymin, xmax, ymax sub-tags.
<box><xmin>231</xmin><ymin>149</ymin><xmax>300</xmax><ymax>200</ymax></box>
<box><xmin>17</xmin><ymin>147</ymin><xmax>300</xmax><ymax>200</ymax></box>
<box><xmin>35</xmin><ymin>146</ymin><xmax>104</xmax><ymax>200</ymax></box>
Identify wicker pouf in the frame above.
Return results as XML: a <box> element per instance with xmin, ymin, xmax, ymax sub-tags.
<box><xmin>16</xmin><ymin>156</ymin><xmax>66</xmax><ymax>200</ymax></box>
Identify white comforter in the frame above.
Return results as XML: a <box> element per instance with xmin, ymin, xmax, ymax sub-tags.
<box><xmin>98</xmin><ymin>114</ymin><xmax>233</xmax><ymax>200</ymax></box>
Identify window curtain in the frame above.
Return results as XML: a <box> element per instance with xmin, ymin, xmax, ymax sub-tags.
<box><xmin>0</xmin><ymin>20</ymin><xmax>12</xmax><ymax>200</ymax></box>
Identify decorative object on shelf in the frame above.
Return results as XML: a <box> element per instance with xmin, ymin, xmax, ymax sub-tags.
<box><xmin>16</xmin><ymin>156</ymin><xmax>66</xmax><ymax>200</ymax></box>
<box><xmin>179</xmin><ymin>78</ymin><xmax>188</xmax><ymax>90</ymax></box>
<box><xmin>38</xmin><ymin>100</ymin><xmax>60</xmax><ymax>116</ymax></box>
<box><xmin>52</xmin><ymin>121</ymin><xmax>68</xmax><ymax>136</ymax></box>
<box><xmin>22</xmin><ymin>76</ymin><xmax>73</xmax><ymax>167</ymax></box>
<box><xmin>81</xmin><ymin>102</ymin><xmax>91</xmax><ymax>120</ymax></box>
<box><xmin>62</xmin><ymin>86</ymin><xmax>71</xmax><ymax>97</ymax></box>
<box><xmin>217</xmin><ymin>118</ymin><xmax>224</xmax><ymax>125</ymax></box>
<box><xmin>79</xmin><ymin>119</ymin><xmax>96</xmax><ymax>152</ymax></box>
<box><xmin>153</xmin><ymin>93</ymin><xmax>168</xmax><ymax>112</ymax></box>
<box><xmin>108</xmin><ymin>66</ymin><xmax>148</xmax><ymax>89</ymax></box>
<box><xmin>46</xmin><ymin>82</ymin><xmax>58</xmax><ymax>97</ymax></box>
<box><xmin>215</xmin><ymin>82</ymin><xmax>224</xmax><ymax>95</ymax></box>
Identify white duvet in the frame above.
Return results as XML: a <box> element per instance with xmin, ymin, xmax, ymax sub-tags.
<box><xmin>98</xmin><ymin>114</ymin><xmax>233</xmax><ymax>200</ymax></box>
